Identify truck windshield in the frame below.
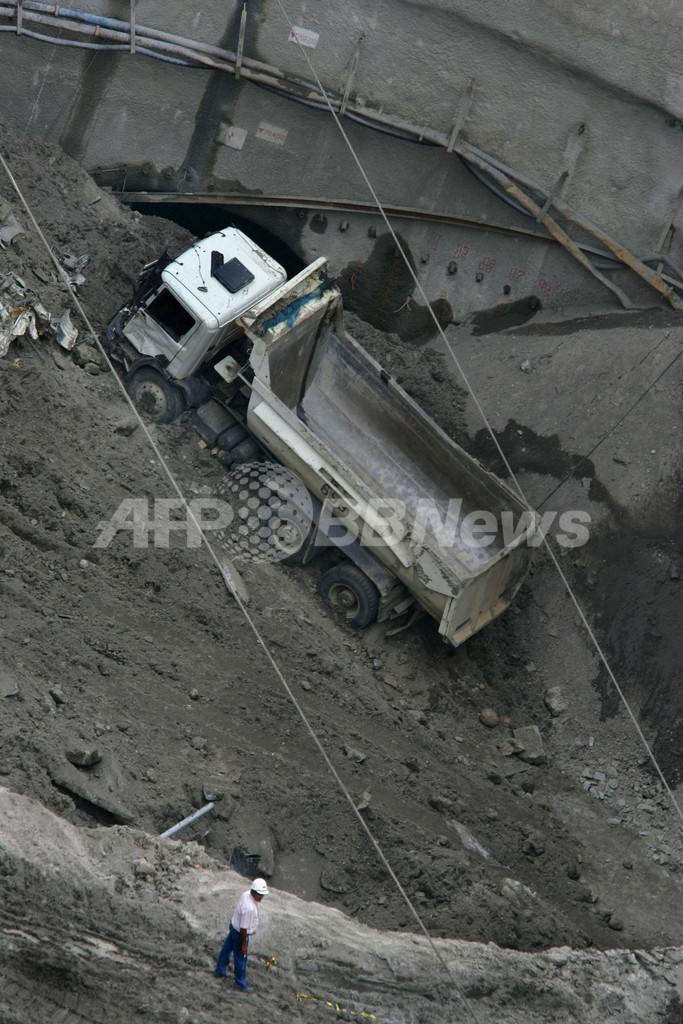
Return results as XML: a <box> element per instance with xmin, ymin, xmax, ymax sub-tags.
<box><xmin>146</xmin><ymin>288</ymin><xmax>196</xmax><ymax>343</ymax></box>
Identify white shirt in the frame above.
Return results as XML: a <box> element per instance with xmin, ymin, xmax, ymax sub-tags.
<box><xmin>231</xmin><ymin>890</ymin><xmax>260</xmax><ymax>935</ymax></box>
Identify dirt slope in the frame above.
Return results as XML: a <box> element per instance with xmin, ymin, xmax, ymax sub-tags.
<box><xmin>2</xmin><ymin>787</ymin><xmax>682</xmax><ymax>1024</ymax></box>
<box><xmin>0</xmin><ymin>118</ymin><xmax>682</xmax><ymax>1020</ymax></box>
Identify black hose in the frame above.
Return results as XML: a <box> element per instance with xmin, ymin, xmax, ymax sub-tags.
<box><xmin>456</xmin><ymin>153</ymin><xmax>537</xmax><ymax>219</ymax></box>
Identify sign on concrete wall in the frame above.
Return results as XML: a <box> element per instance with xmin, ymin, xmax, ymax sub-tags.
<box><xmin>256</xmin><ymin>122</ymin><xmax>288</xmax><ymax>146</ymax></box>
<box><xmin>288</xmin><ymin>25</ymin><xmax>319</xmax><ymax>48</ymax></box>
<box><xmin>217</xmin><ymin>125</ymin><xmax>248</xmax><ymax>150</ymax></box>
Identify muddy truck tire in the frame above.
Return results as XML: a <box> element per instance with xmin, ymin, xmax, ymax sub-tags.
<box><xmin>127</xmin><ymin>365</ymin><xmax>186</xmax><ymax>424</ymax></box>
<box><xmin>318</xmin><ymin>562</ymin><xmax>380</xmax><ymax>628</ymax></box>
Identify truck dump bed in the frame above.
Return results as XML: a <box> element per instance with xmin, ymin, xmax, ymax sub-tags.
<box><xmin>298</xmin><ymin>326</ymin><xmax>510</xmax><ymax>574</ymax></box>
<box><xmin>241</xmin><ymin>266</ymin><xmax>537</xmax><ymax>646</ymax></box>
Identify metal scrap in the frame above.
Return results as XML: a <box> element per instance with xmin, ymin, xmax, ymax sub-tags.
<box><xmin>0</xmin><ymin>199</ymin><xmax>24</xmax><ymax>247</ymax></box>
<box><xmin>55</xmin><ymin>310</ymin><xmax>78</xmax><ymax>350</ymax></box>
<box><xmin>0</xmin><ymin>277</ymin><xmax>78</xmax><ymax>357</ymax></box>
<box><xmin>0</xmin><ymin>272</ymin><xmax>27</xmax><ymax>300</ymax></box>
<box><xmin>0</xmin><ymin>213</ymin><xmax>23</xmax><ymax>246</ymax></box>
<box><xmin>0</xmin><ymin>301</ymin><xmax>37</xmax><ymax>358</ymax></box>
<box><xmin>9</xmin><ymin>308</ymin><xmax>38</xmax><ymax>340</ymax></box>
<box><xmin>61</xmin><ymin>249</ymin><xmax>89</xmax><ymax>286</ymax></box>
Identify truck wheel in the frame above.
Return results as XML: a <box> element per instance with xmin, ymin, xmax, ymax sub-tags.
<box><xmin>230</xmin><ymin>438</ymin><xmax>260</xmax><ymax>464</ymax></box>
<box><xmin>317</xmin><ymin>563</ymin><xmax>380</xmax><ymax>629</ymax></box>
<box><xmin>128</xmin><ymin>366</ymin><xmax>186</xmax><ymax>424</ymax></box>
<box><xmin>271</xmin><ymin>516</ymin><xmax>308</xmax><ymax>563</ymax></box>
<box><xmin>276</xmin><ymin>493</ymin><xmax>322</xmax><ymax>566</ymax></box>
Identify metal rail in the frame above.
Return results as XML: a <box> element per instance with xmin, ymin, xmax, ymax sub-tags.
<box><xmin>112</xmin><ymin>189</ymin><xmax>650</xmax><ymax>271</ymax></box>
<box><xmin>113</xmin><ymin>189</ymin><xmax>554</xmax><ymax>242</ymax></box>
<box><xmin>459</xmin><ymin>151</ymin><xmax>636</xmax><ymax>309</ymax></box>
<box><xmin>459</xmin><ymin>145</ymin><xmax>683</xmax><ymax>310</ymax></box>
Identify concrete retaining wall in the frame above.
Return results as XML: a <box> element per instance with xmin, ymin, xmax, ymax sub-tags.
<box><xmin>1</xmin><ymin>0</ymin><xmax>681</xmax><ymax>332</ymax></box>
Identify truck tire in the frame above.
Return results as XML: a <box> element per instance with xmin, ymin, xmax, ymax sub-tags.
<box><xmin>270</xmin><ymin>516</ymin><xmax>308</xmax><ymax>564</ymax></box>
<box><xmin>127</xmin><ymin>366</ymin><xmax>186</xmax><ymax>423</ymax></box>
<box><xmin>317</xmin><ymin>563</ymin><xmax>380</xmax><ymax>629</ymax></box>
<box><xmin>217</xmin><ymin>424</ymin><xmax>248</xmax><ymax>451</ymax></box>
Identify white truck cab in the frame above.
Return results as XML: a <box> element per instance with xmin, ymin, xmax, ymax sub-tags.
<box><xmin>111</xmin><ymin>228</ymin><xmax>286</xmax><ymax>417</ymax></box>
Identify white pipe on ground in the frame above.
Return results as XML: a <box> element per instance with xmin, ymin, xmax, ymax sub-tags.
<box><xmin>159</xmin><ymin>802</ymin><xmax>215</xmax><ymax>839</ymax></box>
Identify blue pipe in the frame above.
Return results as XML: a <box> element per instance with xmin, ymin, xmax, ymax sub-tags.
<box><xmin>0</xmin><ymin>24</ymin><xmax>193</xmax><ymax>65</ymax></box>
<box><xmin>25</xmin><ymin>2</ymin><xmax>132</xmax><ymax>34</ymax></box>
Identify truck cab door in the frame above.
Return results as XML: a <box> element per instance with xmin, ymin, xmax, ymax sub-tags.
<box><xmin>124</xmin><ymin>285</ymin><xmax>200</xmax><ymax>365</ymax></box>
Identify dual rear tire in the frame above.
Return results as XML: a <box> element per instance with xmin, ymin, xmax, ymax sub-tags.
<box><xmin>317</xmin><ymin>563</ymin><xmax>380</xmax><ymax>629</ymax></box>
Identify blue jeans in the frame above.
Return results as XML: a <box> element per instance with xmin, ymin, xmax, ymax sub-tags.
<box><xmin>214</xmin><ymin>923</ymin><xmax>249</xmax><ymax>988</ymax></box>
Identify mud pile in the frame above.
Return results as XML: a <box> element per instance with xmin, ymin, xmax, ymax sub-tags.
<box><xmin>2</xmin><ymin>787</ymin><xmax>681</xmax><ymax>1024</ymax></box>
<box><xmin>0</xmin><ymin>118</ymin><xmax>682</xmax><ymax>1020</ymax></box>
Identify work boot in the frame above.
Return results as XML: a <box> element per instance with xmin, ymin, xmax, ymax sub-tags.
<box><xmin>234</xmin><ymin>984</ymin><xmax>254</xmax><ymax>993</ymax></box>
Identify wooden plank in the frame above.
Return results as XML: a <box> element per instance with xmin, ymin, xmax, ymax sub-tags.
<box><xmin>447</xmin><ymin>78</ymin><xmax>475</xmax><ymax>153</ymax></box>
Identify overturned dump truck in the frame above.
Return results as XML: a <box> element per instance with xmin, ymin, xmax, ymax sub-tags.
<box><xmin>107</xmin><ymin>228</ymin><xmax>539</xmax><ymax>646</ymax></box>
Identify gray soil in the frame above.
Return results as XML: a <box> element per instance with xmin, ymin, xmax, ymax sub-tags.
<box><xmin>0</xmin><ymin>119</ymin><xmax>682</xmax><ymax>1022</ymax></box>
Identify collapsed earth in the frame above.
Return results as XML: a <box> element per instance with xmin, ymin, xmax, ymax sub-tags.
<box><xmin>0</xmin><ymin>119</ymin><xmax>681</xmax><ymax>1023</ymax></box>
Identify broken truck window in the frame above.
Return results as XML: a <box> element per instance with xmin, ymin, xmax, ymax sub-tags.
<box><xmin>145</xmin><ymin>288</ymin><xmax>196</xmax><ymax>342</ymax></box>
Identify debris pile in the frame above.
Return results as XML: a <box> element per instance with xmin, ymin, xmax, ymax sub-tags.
<box><xmin>0</xmin><ymin>269</ymin><xmax>78</xmax><ymax>357</ymax></box>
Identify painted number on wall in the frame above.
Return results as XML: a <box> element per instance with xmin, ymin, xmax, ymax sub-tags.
<box><xmin>256</xmin><ymin>122</ymin><xmax>288</xmax><ymax>146</ymax></box>
<box><xmin>289</xmin><ymin>26</ymin><xmax>320</xmax><ymax>48</ymax></box>
<box><xmin>478</xmin><ymin>256</ymin><xmax>496</xmax><ymax>273</ymax></box>
<box><xmin>536</xmin><ymin>278</ymin><xmax>552</xmax><ymax>294</ymax></box>
<box><xmin>509</xmin><ymin>267</ymin><xmax>526</xmax><ymax>281</ymax></box>
<box><xmin>452</xmin><ymin>244</ymin><xmax>470</xmax><ymax>260</ymax></box>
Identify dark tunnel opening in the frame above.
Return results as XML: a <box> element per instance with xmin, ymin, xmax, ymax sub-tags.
<box><xmin>130</xmin><ymin>202</ymin><xmax>306</xmax><ymax>280</ymax></box>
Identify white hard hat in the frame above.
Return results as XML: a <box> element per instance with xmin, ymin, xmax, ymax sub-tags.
<box><xmin>251</xmin><ymin>878</ymin><xmax>269</xmax><ymax>895</ymax></box>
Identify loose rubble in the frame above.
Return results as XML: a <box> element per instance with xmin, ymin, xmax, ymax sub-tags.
<box><xmin>1</xmin><ymin>787</ymin><xmax>681</xmax><ymax>1024</ymax></box>
<box><xmin>0</xmin><ymin>116</ymin><xmax>681</xmax><ymax>1022</ymax></box>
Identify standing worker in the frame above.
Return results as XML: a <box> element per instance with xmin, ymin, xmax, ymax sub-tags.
<box><xmin>213</xmin><ymin>877</ymin><xmax>269</xmax><ymax>992</ymax></box>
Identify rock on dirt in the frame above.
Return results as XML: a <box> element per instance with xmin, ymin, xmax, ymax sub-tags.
<box><xmin>479</xmin><ymin>707</ymin><xmax>499</xmax><ymax>727</ymax></box>
<box><xmin>65</xmin><ymin>745</ymin><xmax>101</xmax><ymax>768</ymax></box>
<box><xmin>113</xmin><ymin>417</ymin><xmax>138</xmax><ymax>436</ymax></box>
<box><xmin>343</xmin><ymin>743</ymin><xmax>367</xmax><ymax>763</ymax></box>
<box><xmin>133</xmin><ymin>856</ymin><xmax>156</xmax><ymax>880</ymax></box>
<box><xmin>544</xmin><ymin>686</ymin><xmax>568</xmax><ymax>716</ymax></box>
<box><xmin>513</xmin><ymin>725</ymin><xmax>547</xmax><ymax>765</ymax></box>
<box><xmin>428</xmin><ymin>794</ymin><xmax>454</xmax><ymax>813</ymax></box>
